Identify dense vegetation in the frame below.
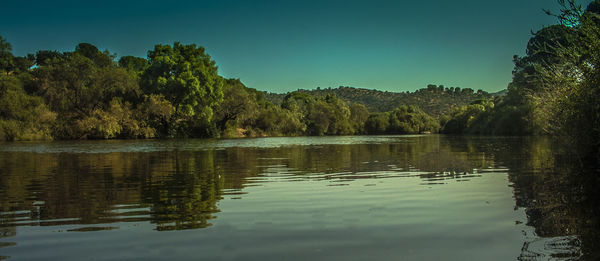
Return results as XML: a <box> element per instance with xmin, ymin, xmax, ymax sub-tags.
<box><xmin>1</xmin><ymin>0</ymin><xmax>599</xmax><ymax>160</ymax></box>
<box><xmin>439</xmin><ymin>0</ymin><xmax>600</xmax><ymax>158</ymax></box>
<box><xmin>0</xmin><ymin>40</ymin><xmax>441</xmax><ymax>140</ymax></box>
<box><xmin>265</xmin><ymin>85</ymin><xmax>493</xmax><ymax>117</ymax></box>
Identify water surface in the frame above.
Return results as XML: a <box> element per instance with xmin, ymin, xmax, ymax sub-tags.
<box><xmin>0</xmin><ymin>135</ymin><xmax>598</xmax><ymax>260</ymax></box>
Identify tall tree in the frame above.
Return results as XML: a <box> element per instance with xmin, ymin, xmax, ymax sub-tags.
<box><xmin>142</xmin><ymin>42</ymin><xmax>224</xmax><ymax>118</ymax></box>
<box><xmin>349</xmin><ymin>103</ymin><xmax>369</xmax><ymax>134</ymax></box>
<box><xmin>0</xmin><ymin>35</ymin><xmax>14</xmax><ymax>75</ymax></box>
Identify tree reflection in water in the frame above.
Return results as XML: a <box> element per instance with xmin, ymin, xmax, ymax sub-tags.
<box><xmin>498</xmin><ymin>138</ymin><xmax>600</xmax><ymax>260</ymax></box>
<box><xmin>0</xmin><ymin>136</ymin><xmax>598</xmax><ymax>259</ymax></box>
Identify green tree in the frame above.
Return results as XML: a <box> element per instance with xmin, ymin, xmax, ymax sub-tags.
<box><xmin>349</xmin><ymin>103</ymin><xmax>369</xmax><ymax>134</ymax></box>
<box><xmin>365</xmin><ymin>113</ymin><xmax>389</xmax><ymax>134</ymax></box>
<box><xmin>282</xmin><ymin>91</ymin><xmax>314</xmax><ymax>114</ymax></box>
<box><xmin>32</xmin><ymin>50</ymin><xmax>141</xmax><ymax>139</ymax></box>
<box><xmin>213</xmin><ymin>78</ymin><xmax>260</xmax><ymax>134</ymax></box>
<box><xmin>135</xmin><ymin>94</ymin><xmax>174</xmax><ymax>137</ymax></box>
<box><xmin>35</xmin><ymin>50</ymin><xmax>65</xmax><ymax>67</ymax></box>
<box><xmin>142</xmin><ymin>42</ymin><xmax>224</xmax><ymax>116</ymax></box>
<box><xmin>305</xmin><ymin>95</ymin><xmax>353</xmax><ymax>136</ymax></box>
<box><xmin>141</xmin><ymin>42</ymin><xmax>224</xmax><ymax>137</ymax></box>
<box><xmin>118</xmin><ymin>56</ymin><xmax>148</xmax><ymax>73</ymax></box>
<box><xmin>387</xmin><ymin>105</ymin><xmax>440</xmax><ymax>134</ymax></box>
<box><xmin>0</xmin><ymin>35</ymin><xmax>14</xmax><ymax>75</ymax></box>
<box><xmin>255</xmin><ymin>105</ymin><xmax>305</xmax><ymax>136</ymax></box>
<box><xmin>441</xmin><ymin>104</ymin><xmax>487</xmax><ymax>134</ymax></box>
<box><xmin>0</xmin><ymin>75</ymin><xmax>56</xmax><ymax>140</ymax></box>
<box><xmin>75</xmin><ymin>43</ymin><xmax>114</xmax><ymax>67</ymax></box>
<box><xmin>12</xmin><ymin>54</ymin><xmax>35</xmax><ymax>74</ymax></box>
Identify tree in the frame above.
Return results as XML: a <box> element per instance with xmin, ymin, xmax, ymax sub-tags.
<box><xmin>141</xmin><ymin>42</ymin><xmax>224</xmax><ymax>137</ymax></box>
<box><xmin>306</xmin><ymin>95</ymin><xmax>352</xmax><ymax>136</ymax></box>
<box><xmin>118</xmin><ymin>56</ymin><xmax>148</xmax><ymax>73</ymax></box>
<box><xmin>0</xmin><ymin>35</ymin><xmax>14</xmax><ymax>75</ymax></box>
<box><xmin>142</xmin><ymin>42</ymin><xmax>224</xmax><ymax>116</ymax></box>
<box><xmin>349</xmin><ymin>103</ymin><xmax>369</xmax><ymax>134</ymax></box>
<box><xmin>32</xmin><ymin>51</ymin><xmax>141</xmax><ymax>139</ymax></box>
<box><xmin>255</xmin><ymin>105</ymin><xmax>305</xmax><ymax>136</ymax></box>
<box><xmin>75</xmin><ymin>43</ymin><xmax>114</xmax><ymax>67</ymax></box>
<box><xmin>282</xmin><ymin>91</ymin><xmax>314</xmax><ymax>114</ymax></box>
<box><xmin>365</xmin><ymin>113</ymin><xmax>389</xmax><ymax>134</ymax></box>
<box><xmin>387</xmin><ymin>105</ymin><xmax>440</xmax><ymax>134</ymax></box>
<box><xmin>0</xmin><ymin>75</ymin><xmax>55</xmax><ymax>140</ymax></box>
<box><xmin>213</xmin><ymin>78</ymin><xmax>260</xmax><ymax>133</ymax></box>
<box><xmin>135</xmin><ymin>94</ymin><xmax>174</xmax><ymax>137</ymax></box>
<box><xmin>35</xmin><ymin>50</ymin><xmax>65</xmax><ymax>66</ymax></box>
<box><xmin>12</xmin><ymin>54</ymin><xmax>35</xmax><ymax>73</ymax></box>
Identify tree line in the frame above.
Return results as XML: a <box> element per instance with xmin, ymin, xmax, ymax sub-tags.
<box><xmin>0</xmin><ymin>39</ymin><xmax>440</xmax><ymax>140</ymax></box>
<box><xmin>265</xmin><ymin>85</ymin><xmax>492</xmax><ymax>117</ymax></box>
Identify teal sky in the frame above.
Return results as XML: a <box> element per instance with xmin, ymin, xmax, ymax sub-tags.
<box><xmin>0</xmin><ymin>0</ymin><xmax>593</xmax><ymax>93</ymax></box>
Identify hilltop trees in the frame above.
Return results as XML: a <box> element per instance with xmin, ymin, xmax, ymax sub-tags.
<box><xmin>269</xmin><ymin>85</ymin><xmax>490</xmax><ymax>117</ymax></box>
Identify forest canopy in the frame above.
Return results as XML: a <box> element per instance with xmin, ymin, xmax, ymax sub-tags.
<box><xmin>0</xmin><ymin>39</ymin><xmax>463</xmax><ymax>140</ymax></box>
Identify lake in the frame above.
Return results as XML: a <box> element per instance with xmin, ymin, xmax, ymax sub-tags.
<box><xmin>0</xmin><ymin>135</ymin><xmax>598</xmax><ymax>260</ymax></box>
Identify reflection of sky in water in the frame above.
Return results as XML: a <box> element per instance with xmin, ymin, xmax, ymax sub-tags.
<box><xmin>0</xmin><ymin>135</ymin><xmax>430</xmax><ymax>153</ymax></box>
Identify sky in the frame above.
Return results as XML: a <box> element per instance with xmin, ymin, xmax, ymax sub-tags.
<box><xmin>0</xmin><ymin>0</ymin><xmax>594</xmax><ymax>93</ymax></box>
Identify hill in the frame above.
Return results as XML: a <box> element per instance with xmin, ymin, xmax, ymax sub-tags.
<box><xmin>265</xmin><ymin>85</ymin><xmax>495</xmax><ymax>117</ymax></box>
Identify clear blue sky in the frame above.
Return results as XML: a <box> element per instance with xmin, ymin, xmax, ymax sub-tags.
<box><xmin>0</xmin><ymin>0</ymin><xmax>593</xmax><ymax>93</ymax></box>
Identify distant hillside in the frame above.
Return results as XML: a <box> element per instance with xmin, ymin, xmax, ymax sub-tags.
<box><xmin>265</xmin><ymin>85</ymin><xmax>492</xmax><ymax>117</ymax></box>
<box><xmin>491</xmin><ymin>89</ymin><xmax>508</xmax><ymax>96</ymax></box>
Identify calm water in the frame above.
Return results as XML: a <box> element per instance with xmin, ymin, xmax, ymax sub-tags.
<box><xmin>0</xmin><ymin>135</ymin><xmax>598</xmax><ymax>260</ymax></box>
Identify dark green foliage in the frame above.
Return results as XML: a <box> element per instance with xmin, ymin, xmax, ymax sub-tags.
<box><xmin>118</xmin><ymin>56</ymin><xmax>148</xmax><ymax>73</ymax></box>
<box><xmin>349</xmin><ymin>103</ymin><xmax>369</xmax><ymax>134</ymax></box>
<box><xmin>441</xmin><ymin>99</ymin><xmax>493</xmax><ymax>134</ymax></box>
<box><xmin>254</xmin><ymin>105</ymin><xmax>305</xmax><ymax>136</ymax></box>
<box><xmin>0</xmin><ymin>35</ymin><xmax>454</xmax><ymax>140</ymax></box>
<box><xmin>140</xmin><ymin>42</ymin><xmax>224</xmax><ymax>138</ymax></box>
<box><xmin>306</xmin><ymin>95</ymin><xmax>353</xmax><ymax>136</ymax></box>
<box><xmin>213</xmin><ymin>78</ymin><xmax>261</xmax><ymax>137</ymax></box>
<box><xmin>387</xmin><ymin>105</ymin><xmax>439</xmax><ymax>134</ymax></box>
<box><xmin>364</xmin><ymin>105</ymin><xmax>439</xmax><ymax>135</ymax></box>
<box><xmin>266</xmin><ymin>85</ymin><xmax>491</xmax><ymax>118</ymax></box>
<box><xmin>142</xmin><ymin>42</ymin><xmax>224</xmax><ymax>115</ymax></box>
<box><xmin>35</xmin><ymin>50</ymin><xmax>65</xmax><ymax>66</ymax></box>
<box><xmin>365</xmin><ymin>113</ymin><xmax>390</xmax><ymax>134</ymax></box>
<box><xmin>33</xmin><ymin>53</ymin><xmax>140</xmax><ymax>113</ymax></box>
<box><xmin>135</xmin><ymin>94</ymin><xmax>174</xmax><ymax>137</ymax></box>
<box><xmin>75</xmin><ymin>43</ymin><xmax>115</xmax><ymax>67</ymax></box>
<box><xmin>438</xmin><ymin>0</ymin><xmax>600</xmax><ymax>160</ymax></box>
<box><xmin>12</xmin><ymin>54</ymin><xmax>35</xmax><ymax>73</ymax></box>
<box><xmin>0</xmin><ymin>35</ymin><xmax>13</xmax><ymax>74</ymax></box>
<box><xmin>0</xmin><ymin>75</ymin><xmax>55</xmax><ymax>140</ymax></box>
